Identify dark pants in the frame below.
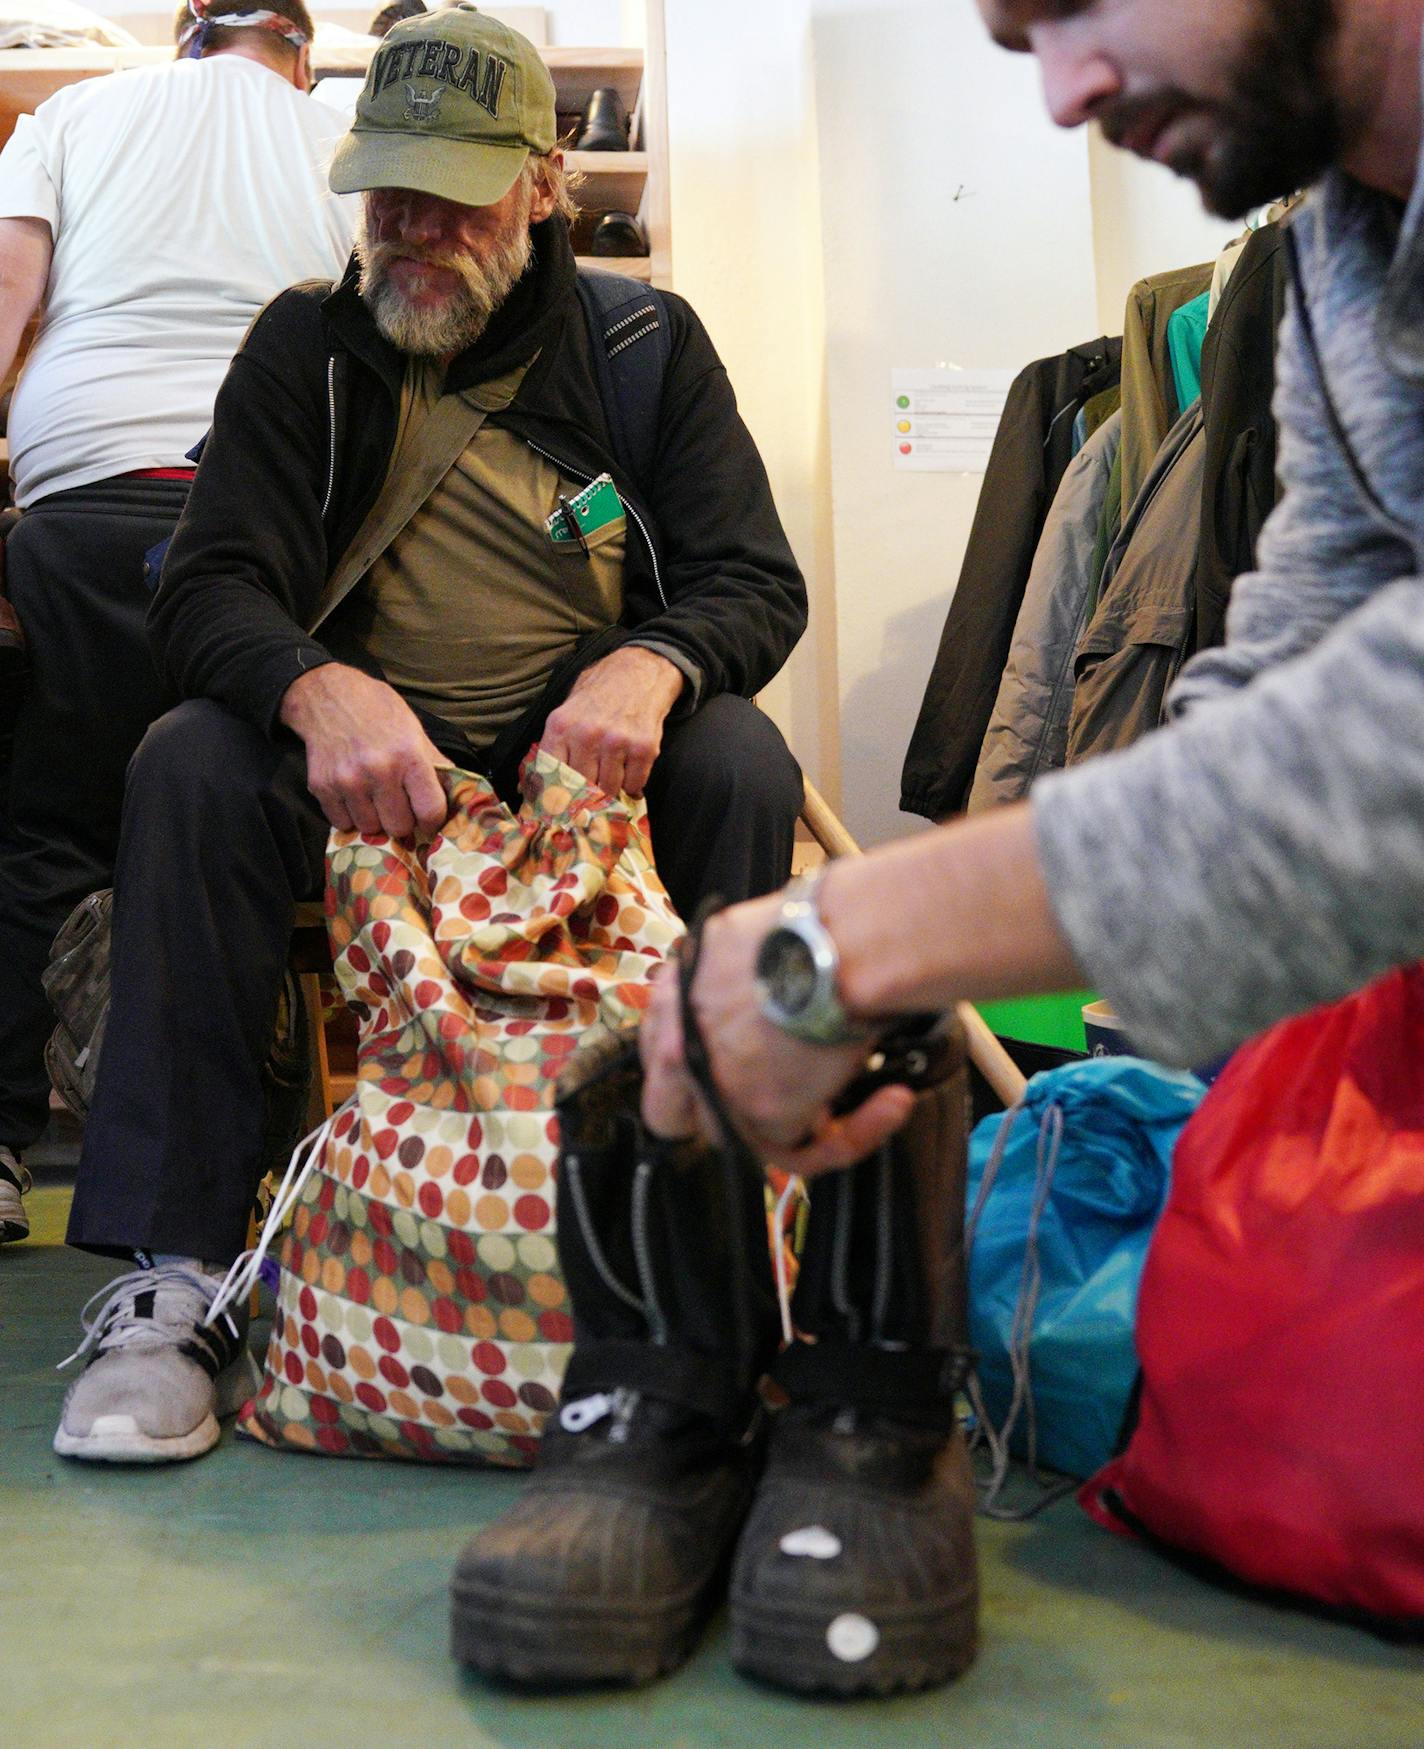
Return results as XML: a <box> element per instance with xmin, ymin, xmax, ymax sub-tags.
<box><xmin>0</xmin><ymin>479</ymin><xmax>187</xmax><ymax>1153</ymax></box>
<box><xmin>66</xmin><ymin>691</ymin><xmax>802</xmax><ymax>1262</ymax></box>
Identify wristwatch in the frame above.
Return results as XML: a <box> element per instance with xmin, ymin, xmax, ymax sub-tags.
<box><xmin>754</xmin><ymin>867</ymin><xmax>870</xmax><ymax>1046</ymax></box>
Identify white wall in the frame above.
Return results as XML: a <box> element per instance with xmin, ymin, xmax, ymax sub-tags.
<box><xmin>665</xmin><ymin>0</ymin><xmax>1240</xmax><ymax>848</ymax></box>
<box><xmin>665</xmin><ymin>0</ymin><xmax>1102</xmax><ymax>845</ymax></box>
<box><xmin>811</xmin><ymin>0</ymin><xmax>1101</xmax><ymax>847</ymax></box>
<box><xmin>662</xmin><ymin>0</ymin><xmax>840</xmax><ymax>795</ymax></box>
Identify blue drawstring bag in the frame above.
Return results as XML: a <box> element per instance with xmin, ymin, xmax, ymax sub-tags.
<box><xmin>966</xmin><ymin>1057</ymin><xmax>1205</xmax><ymax>1491</ymax></box>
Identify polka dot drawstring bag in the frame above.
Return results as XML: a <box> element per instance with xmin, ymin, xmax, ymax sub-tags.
<box><xmin>228</xmin><ymin>751</ymin><xmax>683</xmax><ymax>1465</ymax></box>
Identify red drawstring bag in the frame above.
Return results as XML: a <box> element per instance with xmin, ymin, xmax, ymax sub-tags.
<box><xmin>1080</xmin><ymin>965</ymin><xmax>1424</xmax><ymax>1622</ymax></box>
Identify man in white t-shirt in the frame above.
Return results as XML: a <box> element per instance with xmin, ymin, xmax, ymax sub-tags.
<box><xmin>0</xmin><ymin>0</ymin><xmax>355</xmax><ymax>1243</ymax></box>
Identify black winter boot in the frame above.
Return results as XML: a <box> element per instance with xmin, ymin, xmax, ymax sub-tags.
<box><xmin>450</xmin><ymin>1033</ymin><xmax>779</xmax><ymax>1686</ymax></box>
<box><xmin>729</xmin><ymin>1025</ymin><xmax>980</xmax><ymax>1697</ymax></box>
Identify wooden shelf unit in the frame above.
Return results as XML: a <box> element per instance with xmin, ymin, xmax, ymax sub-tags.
<box><xmin>0</xmin><ymin>7</ymin><xmax>671</xmax><ymax>286</ymax></box>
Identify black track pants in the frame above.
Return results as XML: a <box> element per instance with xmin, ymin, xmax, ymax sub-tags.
<box><xmin>66</xmin><ymin>691</ymin><xmax>801</xmax><ymax>1262</ymax></box>
<box><xmin>0</xmin><ymin>479</ymin><xmax>187</xmax><ymax>1153</ymax></box>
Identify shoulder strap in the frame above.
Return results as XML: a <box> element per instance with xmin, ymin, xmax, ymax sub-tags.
<box><xmin>308</xmin><ymin>388</ymin><xmax>494</xmax><ymax>632</ymax></box>
<box><xmin>575</xmin><ymin>270</ymin><xmax>672</xmax><ymax>493</ymax></box>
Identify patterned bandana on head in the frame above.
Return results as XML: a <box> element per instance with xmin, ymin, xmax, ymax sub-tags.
<box><xmin>178</xmin><ymin>0</ymin><xmax>309</xmax><ymax>58</ymax></box>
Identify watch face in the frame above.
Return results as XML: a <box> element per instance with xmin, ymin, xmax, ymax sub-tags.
<box><xmin>760</xmin><ymin>930</ymin><xmax>818</xmax><ymax>1015</ymax></box>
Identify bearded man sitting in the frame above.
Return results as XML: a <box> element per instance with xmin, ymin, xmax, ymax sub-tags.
<box><xmin>52</xmin><ymin>3</ymin><xmax>806</xmax><ymax>1465</ymax></box>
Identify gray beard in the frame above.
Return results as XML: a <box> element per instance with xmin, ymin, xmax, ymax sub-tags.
<box><xmin>356</xmin><ymin>222</ymin><xmax>533</xmax><ymax>356</ymax></box>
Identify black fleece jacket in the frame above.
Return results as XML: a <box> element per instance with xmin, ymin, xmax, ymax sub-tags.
<box><xmin>149</xmin><ymin>218</ymin><xmax>806</xmax><ymax>738</ymax></box>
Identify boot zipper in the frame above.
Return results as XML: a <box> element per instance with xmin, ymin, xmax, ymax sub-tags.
<box><xmin>829</xmin><ymin>1169</ymin><xmax>861</xmax><ymax>1344</ymax></box>
<box><xmin>558</xmin><ymin>1384</ymin><xmax>641</xmax><ymax>1438</ymax></box>
<box><xmin>608</xmin><ymin>1385</ymin><xmax>639</xmax><ymax>1445</ymax></box>
<box><xmin>564</xmin><ymin>1152</ymin><xmax>646</xmax><ymax>1315</ymax></box>
<box><xmin>524</xmin><ymin>438</ymin><xmax>669</xmax><ymax>608</ymax></box>
<box><xmin>871</xmin><ymin>1144</ymin><xmax>893</xmax><ymax>1343</ymax></box>
<box><xmin>631</xmin><ymin>1158</ymin><xmax>669</xmax><ymax>1344</ymax></box>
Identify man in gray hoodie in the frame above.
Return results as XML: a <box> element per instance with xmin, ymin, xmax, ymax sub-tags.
<box><xmin>640</xmin><ymin>0</ymin><xmax>1424</xmax><ymax>1172</ymax></box>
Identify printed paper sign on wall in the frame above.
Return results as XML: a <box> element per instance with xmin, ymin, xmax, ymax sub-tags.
<box><xmin>892</xmin><ymin>368</ymin><xmax>1013</xmax><ymax>472</ymax></box>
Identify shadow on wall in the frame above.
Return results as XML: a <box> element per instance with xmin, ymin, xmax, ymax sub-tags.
<box><xmin>838</xmin><ymin>591</ymin><xmax>947</xmax><ymax>848</ymax></box>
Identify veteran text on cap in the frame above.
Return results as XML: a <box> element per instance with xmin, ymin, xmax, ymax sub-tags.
<box><xmin>330</xmin><ymin>5</ymin><xmax>558</xmax><ymax>208</ymax></box>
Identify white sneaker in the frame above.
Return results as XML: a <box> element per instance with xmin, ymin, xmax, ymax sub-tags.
<box><xmin>0</xmin><ymin>1145</ymin><xmax>31</xmax><ymax>1243</ymax></box>
<box><xmin>53</xmin><ymin>1263</ymin><xmax>261</xmax><ymax>1463</ymax></box>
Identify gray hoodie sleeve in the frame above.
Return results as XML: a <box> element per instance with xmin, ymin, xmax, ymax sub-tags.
<box><xmin>1028</xmin><ymin>219</ymin><xmax>1424</xmax><ymax>1067</ymax></box>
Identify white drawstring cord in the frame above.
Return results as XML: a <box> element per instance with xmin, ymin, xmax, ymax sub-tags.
<box><xmin>965</xmin><ymin>1098</ymin><xmax>1077</xmax><ymax>1520</ymax></box>
<box><xmin>773</xmin><ymin>1174</ymin><xmax>808</xmax><ymax>1345</ymax></box>
<box><xmin>962</xmin><ymin>1102</ymin><xmax>1021</xmax><ymax>1493</ymax></box>
<box><xmin>203</xmin><ymin>1104</ymin><xmax>347</xmax><ymax>1330</ymax></box>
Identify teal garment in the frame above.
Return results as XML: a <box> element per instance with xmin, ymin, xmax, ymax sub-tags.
<box><xmin>1166</xmin><ymin>291</ymin><xmax>1211</xmax><ymax>416</ymax></box>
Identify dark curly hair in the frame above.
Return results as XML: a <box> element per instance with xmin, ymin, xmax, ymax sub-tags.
<box><xmin>369</xmin><ymin>0</ymin><xmax>427</xmax><ymax>39</ymax></box>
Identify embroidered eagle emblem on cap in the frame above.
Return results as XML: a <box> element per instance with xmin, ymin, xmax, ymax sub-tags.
<box><xmin>403</xmin><ymin>82</ymin><xmax>445</xmax><ymax>124</ymax></box>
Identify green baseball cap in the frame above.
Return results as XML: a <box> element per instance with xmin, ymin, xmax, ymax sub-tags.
<box><xmin>329</xmin><ymin>4</ymin><xmax>557</xmax><ymax>208</ymax></box>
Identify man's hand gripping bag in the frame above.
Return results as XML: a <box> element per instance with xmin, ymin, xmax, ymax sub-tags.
<box><xmin>1081</xmin><ymin>965</ymin><xmax>1424</xmax><ymax>1622</ymax></box>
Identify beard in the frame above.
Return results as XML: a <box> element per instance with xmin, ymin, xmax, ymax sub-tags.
<box><xmin>1102</xmin><ymin>0</ymin><xmax>1342</xmax><ymax>218</ymax></box>
<box><xmin>355</xmin><ymin>191</ymin><xmax>534</xmax><ymax>356</ymax></box>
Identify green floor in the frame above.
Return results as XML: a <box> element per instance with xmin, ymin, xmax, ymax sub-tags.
<box><xmin>4</xmin><ymin>1185</ymin><xmax>1423</xmax><ymax>1749</ymax></box>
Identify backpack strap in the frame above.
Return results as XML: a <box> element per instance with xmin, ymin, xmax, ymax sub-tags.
<box><xmin>575</xmin><ymin>270</ymin><xmax>672</xmax><ymax>494</ymax></box>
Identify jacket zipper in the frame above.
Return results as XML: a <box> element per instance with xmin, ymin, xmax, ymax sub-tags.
<box><xmin>321</xmin><ymin>357</ymin><xmax>337</xmax><ymax>521</ymax></box>
<box><xmin>524</xmin><ymin>437</ymin><xmax>668</xmax><ymax>609</ymax></box>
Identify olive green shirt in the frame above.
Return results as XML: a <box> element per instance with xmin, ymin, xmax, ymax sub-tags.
<box><xmin>341</xmin><ymin>356</ymin><xmax>627</xmax><ymax>748</ymax></box>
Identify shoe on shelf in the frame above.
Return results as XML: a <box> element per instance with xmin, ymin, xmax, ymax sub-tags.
<box><xmin>53</xmin><ymin>1262</ymin><xmax>260</xmax><ymax>1464</ymax></box>
<box><xmin>452</xmin><ymin>1388</ymin><xmax>764</xmax><ymax>1686</ymax></box>
<box><xmin>575</xmin><ymin>86</ymin><xmax>629</xmax><ymax>151</ymax></box>
<box><xmin>0</xmin><ymin>1144</ymin><xmax>31</xmax><ymax>1243</ymax></box>
<box><xmin>729</xmin><ymin>1402</ymin><xmax>979</xmax><ymax>1697</ymax></box>
<box><xmin>589</xmin><ymin>211</ymin><xmax>647</xmax><ymax>258</ymax></box>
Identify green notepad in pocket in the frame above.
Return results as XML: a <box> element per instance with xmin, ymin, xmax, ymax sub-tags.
<box><xmin>546</xmin><ymin>473</ymin><xmax>625</xmax><ymax>546</ymax></box>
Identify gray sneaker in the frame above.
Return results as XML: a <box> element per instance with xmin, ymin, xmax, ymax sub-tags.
<box><xmin>0</xmin><ymin>1145</ymin><xmax>31</xmax><ymax>1243</ymax></box>
<box><xmin>53</xmin><ymin>1263</ymin><xmax>261</xmax><ymax>1463</ymax></box>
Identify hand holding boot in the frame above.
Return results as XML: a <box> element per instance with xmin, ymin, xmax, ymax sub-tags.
<box><xmin>640</xmin><ymin>887</ymin><xmax>916</xmax><ymax>1175</ymax></box>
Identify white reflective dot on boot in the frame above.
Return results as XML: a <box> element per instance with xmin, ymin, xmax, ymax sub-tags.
<box><xmin>826</xmin><ymin>1613</ymin><xmax>880</xmax><ymax>1663</ymax></box>
<box><xmin>779</xmin><ymin>1525</ymin><xmax>843</xmax><ymax>1560</ymax></box>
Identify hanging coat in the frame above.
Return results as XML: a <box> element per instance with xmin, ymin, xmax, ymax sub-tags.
<box><xmin>1118</xmin><ymin>262</ymin><xmax>1213</xmax><ymax>520</ymax></box>
<box><xmin>968</xmin><ymin>410</ymin><xmax>1123</xmax><ymax>811</ymax></box>
<box><xmin>1067</xmin><ymin>403</ymin><xmax>1206</xmax><ymax>764</ymax></box>
<box><xmin>902</xmin><ymin>336</ymin><xmax>1122</xmax><ymax>821</ymax></box>
<box><xmin>1194</xmin><ymin>224</ymin><xmax>1288</xmax><ymax>653</ymax></box>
